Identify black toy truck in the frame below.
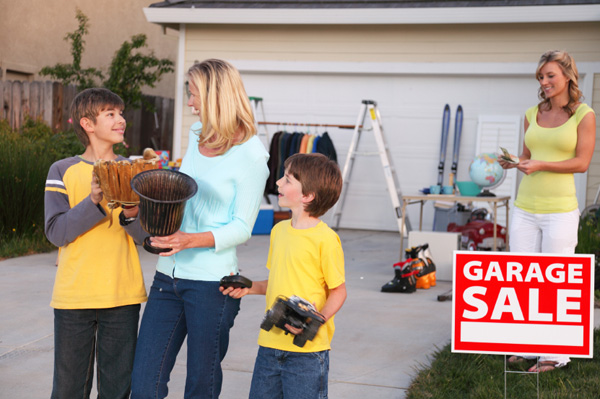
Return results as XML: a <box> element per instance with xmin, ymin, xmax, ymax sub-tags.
<box><xmin>260</xmin><ymin>295</ymin><xmax>326</xmax><ymax>348</ymax></box>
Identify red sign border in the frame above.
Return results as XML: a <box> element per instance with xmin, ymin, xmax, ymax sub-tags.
<box><xmin>451</xmin><ymin>250</ymin><xmax>595</xmax><ymax>358</ymax></box>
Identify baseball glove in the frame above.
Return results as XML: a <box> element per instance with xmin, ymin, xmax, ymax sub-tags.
<box><xmin>93</xmin><ymin>148</ymin><xmax>161</xmax><ymax>210</ymax></box>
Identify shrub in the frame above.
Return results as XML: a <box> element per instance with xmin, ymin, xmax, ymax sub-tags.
<box><xmin>576</xmin><ymin>212</ymin><xmax>600</xmax><ymax>290</ymax></box>
<box><xmin>40</xmin><ymin>8</ymin><xmax>174</xmax><ymax>111</ymax></box>
<box><xmin>0</xmin><ymin>118</ymin><xmax>86</xmax><ymax>258</ymax></box>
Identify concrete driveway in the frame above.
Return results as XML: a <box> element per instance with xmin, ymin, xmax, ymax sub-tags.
<box><xmin>0</xmin><ymin>229</ymin><xmax>455</xmax><ymax>398</ymax></box>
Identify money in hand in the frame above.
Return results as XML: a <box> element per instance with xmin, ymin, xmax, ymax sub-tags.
<box><xmin>499</xmin><ymin>147</ymin><xmax>518</xmax><ymax>164</ymax></box>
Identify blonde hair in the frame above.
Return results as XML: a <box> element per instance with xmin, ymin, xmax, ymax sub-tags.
<box><xmin>187</xmin><ymin>59</ymin><xmax>256</xmax><ymax>155</ymax></box>
<box><xmin>536</xmin><ymin>50</ymin><xmax>582</xmax><ymax>117</ymax></box>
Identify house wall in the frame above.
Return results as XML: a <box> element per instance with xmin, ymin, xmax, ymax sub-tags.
<box><xmin>183</xmin><ymin>22</ymin><xmax>600</xmax><ymax>63</ymax></box>
<box><xmin>176</xmin><ymin>21</ymin><xmax>600</xmax><ymax>230</ymax></box>
<box><xmin>181</xmin><ymin>22</ymin><xmax>600</xmax><ymax>139</ymax></box>
<box><xmin>0</xmin><ymin>0</ymin><xmax>177</xmax><ymax>98</ymax></box>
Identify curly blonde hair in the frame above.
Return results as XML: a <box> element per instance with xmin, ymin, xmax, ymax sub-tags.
<box><xmin>536</xmin><ymin>50</ymin><xmax>582</xmax><ymax>117</ymax></box>
<box><xmin>187</xmin><ymin>59</ymin><xmax>256</xmax><ymax>155</ymax></box>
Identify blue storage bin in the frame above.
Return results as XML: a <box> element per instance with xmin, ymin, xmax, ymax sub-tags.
<box><xmin>252</xmin><ymin>206</ymin><xmax>274</xmax><ymax>235</ymax></box>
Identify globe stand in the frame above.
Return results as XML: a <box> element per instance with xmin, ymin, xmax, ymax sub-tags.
<box><xmin>477</xmin><ymin>189</ymin><xmax>497</xmax><ymax>197</ymax></box>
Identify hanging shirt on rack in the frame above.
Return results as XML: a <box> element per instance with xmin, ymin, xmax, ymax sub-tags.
<box><xmin>278</xmin><ymin>132</ymin><xmax>292</xmax><ymax>185</ymax></box>
<box><xmin>266</xmin><ymin>131</ymin><xmax>283</xmax><ymax>195</ymax></box>
<box><xmin>312</xmin><ymin>135</ymin><xmax>320</xmax><ymax>153</ymax></box>
<box><xmin>316</xmin><ymin>132</ymin><xmax>338</xmax><ymax>163</ymax></box>
<box><xmin>287</xmin><ymin>132</ymin><xmax>302</xmax><ymax>158</ymax></box>
<box><xmin>306</xmin><ymin>135</ymin><xmax>315</xmax><ymax>153</ymax></box>
<box><xmin>299</xmin><ymin>134</ymin><xmax>309</xmax><ymax>153</ymax></box>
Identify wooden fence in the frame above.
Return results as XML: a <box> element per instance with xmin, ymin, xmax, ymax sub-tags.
<box><xmin>0</xmin><ymin>80</ymin><xmax>174</xmax><ymax>154</ymax></box>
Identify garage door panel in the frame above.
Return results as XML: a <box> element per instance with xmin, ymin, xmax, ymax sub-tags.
<box><xmin>243</xmin><ymin>72</ymin><xmax>535</xmax><ymax>232</ymax></box>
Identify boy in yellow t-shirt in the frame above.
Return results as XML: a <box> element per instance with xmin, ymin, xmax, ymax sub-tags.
<box><xmin>44</xmin><ymin>88</ymin><xmax>147</xmax><ymax>398</ymax></box>
<box><xmin>222</xmin><ymin>153</ymin><xmax>346</xmax><ymax>398</ymax></box>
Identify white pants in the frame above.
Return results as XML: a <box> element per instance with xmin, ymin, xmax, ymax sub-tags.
<box><xmin>509</xmin><ymin>207</ymin><xmax>580</xmax><ymax>367</ymax></box>
<box><xmin>509</xmin><ymin>207</ymin><xmax>579</xmax><ymax>254</ymax></box>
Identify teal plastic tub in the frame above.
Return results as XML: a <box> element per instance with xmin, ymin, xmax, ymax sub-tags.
<box><xmin>456</xmin><ymin>181</ymin><xmax>481</xmax><ymax>196</ymax></box>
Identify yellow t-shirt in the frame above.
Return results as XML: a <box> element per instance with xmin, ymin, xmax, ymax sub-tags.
<box><xmin>514</xmin><ymin>103</ymin><xmax>594</xmax><ymax>214</ymax></box>
<box><xmin>258</xmin><ymin>220</ymin><xmax>345</xmax><ymax>352</ymax></box>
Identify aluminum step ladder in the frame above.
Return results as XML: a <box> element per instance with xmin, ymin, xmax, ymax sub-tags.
<box><xmin>331</xmin><ymin>100</ymin><xmax>411</xmax><ymax>236</ymax></box>
<box><xmin>249</xmin><ymin>96</ymin><xmax>270</xmax><ymax>148</ymax></box>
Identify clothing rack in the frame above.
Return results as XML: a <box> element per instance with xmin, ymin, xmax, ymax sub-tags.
<box><xmin>258</xmin><ymin>121</ymin><xmax>358</xmax><ymax>130</ymax></box>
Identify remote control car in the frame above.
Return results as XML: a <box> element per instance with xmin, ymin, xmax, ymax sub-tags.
<box><xmin>260</xmin><ymin>295</ymin><xmax>326</xmax><ymax>348</ymax></box>
<box><xmin>219</xmin><ymin>275</ymin><xmax>253</xmax><ymax>289</ymax></box>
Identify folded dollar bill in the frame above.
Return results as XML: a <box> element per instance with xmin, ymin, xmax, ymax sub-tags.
<box><xmin>499</xmin><ymin>147</ymin><xmax>519</xmax><ymax>164</ymax></box>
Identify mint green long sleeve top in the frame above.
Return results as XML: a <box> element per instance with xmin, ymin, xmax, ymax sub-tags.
<box><xmin>157</xmin><ymin>122</ymin><xmax>270</xmax><ymax>280</ymax></box>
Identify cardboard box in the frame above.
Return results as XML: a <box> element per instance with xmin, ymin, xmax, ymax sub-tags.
<box><xmin>408</xmin><ymin>231</ymin><xmax>461</xmax><ymax>281</ymax></box>
<box><xmin>252</xmin><ymin>205</ymin><xmax>274</xmax><ymax>235</ymax></box>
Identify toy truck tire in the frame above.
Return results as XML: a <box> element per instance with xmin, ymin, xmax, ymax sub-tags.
<box><xmin>303</xmin><ymin>321</ymin><xmax>320</xmax><ymax>341</ymax></box>
<box><xmin>260</xmin><ymin>301</ymin><xmax>285</xmax><ymax>331</ymax></box>
<box><xmin>293</xmin><ymin>334</ymin><xmax>308</xmax><ymax>348</ymax></box>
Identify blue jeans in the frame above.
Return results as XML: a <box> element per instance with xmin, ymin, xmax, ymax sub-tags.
<box><xmin>131</xmin><ymin>271</ymin><xmax>241</xmax><ymax>399</ymax></box>
<box><xmin>51</xmin><ymin>305</ymin><xmax>141</xmax><ymax>399</ymax></box>
<box><xmin>249</xmin><ymin>346</ymin><xmax>329</xmax><ymax>399</ymax></box>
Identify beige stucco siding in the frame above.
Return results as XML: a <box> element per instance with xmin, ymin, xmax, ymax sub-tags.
<box><xmin>1</xmin><ymin>0</ymin><xmax>177</xmax><ymax>98</ymax></box>
<box><xmin>184</xmin><ymin>23</ymin><xmax>600</xmax><ymax>63</ymax></box>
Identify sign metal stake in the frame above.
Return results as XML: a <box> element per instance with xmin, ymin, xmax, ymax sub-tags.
<box><xmin>503</xmin><ymin>355</ymin><xmax>539</xmax><ymax>399</ymax></box>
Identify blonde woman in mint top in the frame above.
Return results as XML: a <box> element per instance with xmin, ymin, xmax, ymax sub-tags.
<box><xmin>500</xmin><ymin>50</ymin><xmax>596</xmax><ymax>373</ymax></box>
<box><xmin>131</xmin><ymin>59</ymin><xmax>269</xmax><ymax>398</ymax></box>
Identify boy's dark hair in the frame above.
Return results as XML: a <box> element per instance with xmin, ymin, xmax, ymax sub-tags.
<box><xmin>70</xmin><ymin>88</ymin><xmax>124</xmax><ymax>147</ymax></box>
<box><xmin>284</xmin><ymin>153</ymin><xmax>342</xmax><ymax>218</ymax></box>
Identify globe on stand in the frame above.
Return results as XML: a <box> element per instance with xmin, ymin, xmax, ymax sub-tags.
<box><xmin>468</xmin><ymin>153</ymin><xmax>506</xmax><ymax>197</ymax></box>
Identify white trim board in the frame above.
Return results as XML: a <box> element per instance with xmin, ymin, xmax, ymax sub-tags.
<box><xmin>172</xmin><ymin>24</ymin><xmax>186</xmax><ymax>160</ymax></box>
<box><xmin>230</xmin><ymin>60</ymin><xmax>600</xmax><ymax>78</ymax></box>
<box><xmin>230</xmin><ymin>60</ymin><xmax>599</xmax><ymax>107</ymax></box>
<box><xmin>144</xmin><ymin>5</ymin><xmax>600</xmax><ymax>25</ymax></box>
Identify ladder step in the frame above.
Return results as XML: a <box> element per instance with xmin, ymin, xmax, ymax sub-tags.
<box><xmin>332</xmin><ymin>100</ymin><xmax>410</xmax><ymax>235</ymax></box>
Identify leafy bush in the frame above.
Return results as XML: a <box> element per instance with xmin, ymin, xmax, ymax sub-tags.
<box><xmin>104</xmin><ymin>34</ymin><xmax>174</xmax><ymax>111</ymax></box>
<box><xmin>39</xmin><ymin>9</ymin><xmax>103</xmax><ymax>90</ymax></box>
<box><xmin>576</xmin><ymin>212</ymin><xmax>600</xmax><ymax>290</ymax></box>
<box><xmin>40</xmin><ymin>8</ymin><xmax>174</xmax><ymax>111</ymax></box>
<box><xmin>0</xmin><ymin>118</ymin><xmax>85</xmax><ymax>258</ymax></box>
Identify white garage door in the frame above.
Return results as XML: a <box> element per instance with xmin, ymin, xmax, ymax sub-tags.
<box><xmin>241</xmin><ymin>71</ymin><xmax>539</xmax><ymax>232</ymax></box>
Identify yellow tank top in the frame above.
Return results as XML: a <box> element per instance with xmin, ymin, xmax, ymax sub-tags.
<box><xmin>514</xmin><ymin>103</ymin><xmax>594</xmax><ymax>214</ymax></box>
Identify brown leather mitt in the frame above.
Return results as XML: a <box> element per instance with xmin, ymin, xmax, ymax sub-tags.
<box><xmin>94</xmin><ymin>152</ymin><xmax>160</xmax><ymax>210</ymax></box>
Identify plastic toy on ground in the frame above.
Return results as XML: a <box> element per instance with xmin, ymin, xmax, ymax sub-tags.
<box><xmin>260</xmin><ymin>295</ymin><xmax>326</xmax><ymax>347</ymax></box>
<box><xmin>408</xmin><ymin>244</ymin><xmax>437</xmax><ymax>289</ymax></box>
<box><xmin>381</xmin><ymin>244</ymin><xmax>436</xmax><ymax>292</ymax></box>
<box><xmin>381</xmin><ymin>259</ymin><xmax>418</xmax><ymax>293</ymax></box>
<box><xmin>447</xmin><ymin>208</ymin><xmax>507</xmax><ymax>251</ymax></box>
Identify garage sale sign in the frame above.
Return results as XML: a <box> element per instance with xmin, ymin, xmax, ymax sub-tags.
<box><xmin>452</xmin><ymin>251</ymin><xmax>594</xmax><ymax>358</ymax></box>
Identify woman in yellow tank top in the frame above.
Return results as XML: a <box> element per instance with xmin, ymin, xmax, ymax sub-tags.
<box><xmin>500</xmin><ymin>50</ymin><xmax>596</xmax><ymax>373</ymax></box>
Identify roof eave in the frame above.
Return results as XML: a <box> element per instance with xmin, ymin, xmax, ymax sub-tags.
<box><xmin>143</xmin><ymin>4</ymin><xmax>600</xmax><ymax>26</ymax></box>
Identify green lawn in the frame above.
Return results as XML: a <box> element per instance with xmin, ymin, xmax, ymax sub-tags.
<box><xmin>407</xmin><ymin>329</ymin><xmax>600</xmax><ymax>398</ymax></box>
